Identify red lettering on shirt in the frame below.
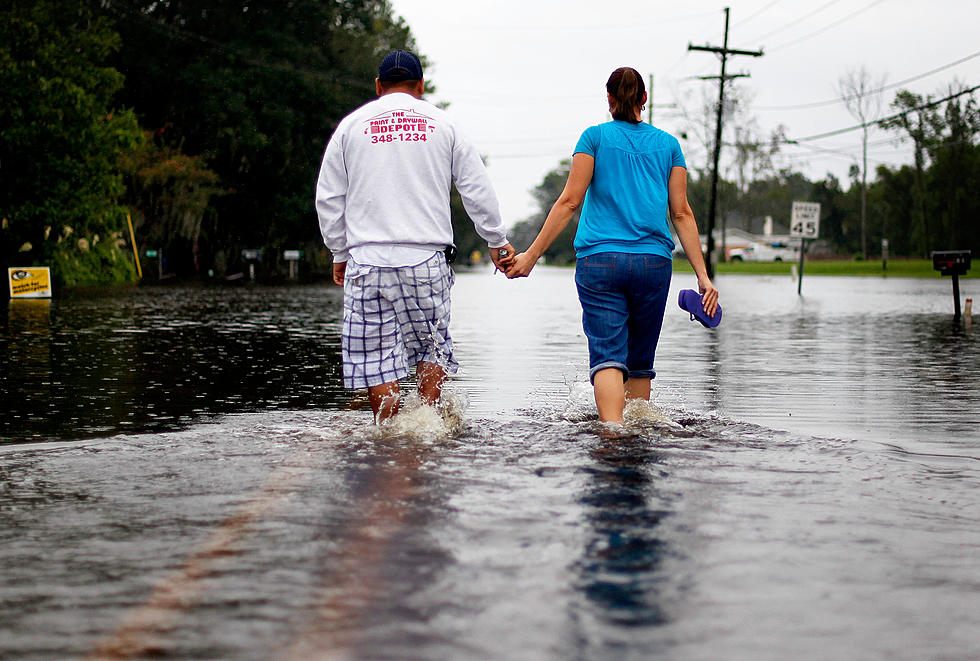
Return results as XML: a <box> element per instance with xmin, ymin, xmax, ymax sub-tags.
<box><xmin>362</xmin><ymin>109</ymin><xmax>436</xmax><ymax>146</ymax></box>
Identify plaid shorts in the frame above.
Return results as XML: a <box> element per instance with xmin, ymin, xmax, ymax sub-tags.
<box><xmin>342</xmin><ymin>253</ymin><xmax>458</xmax><ymax>389</ymax></box>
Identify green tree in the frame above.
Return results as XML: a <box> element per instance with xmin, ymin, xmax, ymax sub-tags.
<box><xmin>101</xmin><ymin>0</ymin><xmax>419</xmax><ymax>275</ymax></box>
<box><xmin>448</xmin><ymin>185</ymin><xmax>490</xmax><ymax>266</ymax></box>
<box><xmin>812</xmin><ymin>172</ymin><xmax>858</xmax><ymax>254</ymax></box>
<box><xmin>880</xmin><ymin>90</ymin><xmax>937</xmax><ymax>255</ymax></box>
<box><xmin>924</xmin><ymin>86</ymin><xmax>980</xmax><ymax>253</ymax></box>
<box><xmin>737</xmin><ymin>170</ymin><xmax>812</xmax><ymax>228</ymax></box>
<box><xmin>871</xmin><ymin>165</ymin><xmax>914</xmax><ymax>256</ymax></box>
<box><xmin>118</xmin><ymin>133</ymin><xmax>221</xmax><ymax>275</ymax></box>
<box><xmin>509</xmin><ymin>159</ymin><xmax>579</xmax><ymax>265</ymax></box>
<box><xmin>880</xmin><ymin>85</ymin><xmax>980</xmax><ymax>255</ymax></box>
<box><xmin>1</xmin><ymin>0</ymin><xmax>143</xmax><ymax>285</ymax></box>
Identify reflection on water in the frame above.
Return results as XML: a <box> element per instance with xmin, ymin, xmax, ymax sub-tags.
<box><xmin>2</xmin><ymin>286</ymin><xmax>347</xmax><ymax>443</ymax></box>
<box><xmin>6</xmin><ymin>299</ymin><xmax>52</xmax><ymax>370</ymax></box>
<box><xmin>674</xmin><ymin>276</ymin><xmax>980</xmax><ymax>454</ymax></box>
<box><xmin>576</xmin><ymin>436</ymin><xmax>670</xmax><ymax>630</ymax></box>
<box><xmin>2</xmin><ymin>271</ymin><xmax>979</xmax><ymax>661</ymax></box>
<box><xmin>4</xmin><ymin>272</ymin><xmax>976</xmax><ymax>449</ymax></box>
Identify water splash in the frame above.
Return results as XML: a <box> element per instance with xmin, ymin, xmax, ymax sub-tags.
<box><xmin>559</xmin><ymin>381</ymin><xmax>597</xmax><ymax>422</ymax></box>
<box><xmin>623</xmin><ymin>398</ymin><xmax>680</xmax><ymax>428</ymax></box>
<box><xmin>555</xmin><ymin>381</ymin><xmax>679</xmax><ymax>429</ymax></box>
<box><xmin>376</xmin><ymin>390</ymin><xmax>468</xmax><ymax>441</ymax></box>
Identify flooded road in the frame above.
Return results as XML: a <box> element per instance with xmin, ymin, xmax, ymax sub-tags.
<box><xmin>2</xmin><ymin>269</ymin><xmax>978</xmax><ymax>660</ymax></box>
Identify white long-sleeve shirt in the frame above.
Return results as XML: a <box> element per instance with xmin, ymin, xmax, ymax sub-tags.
<box><xmin>315</xmin><ymin>92</ymin><xmax>508</xmax><ymax>266</ymax></box>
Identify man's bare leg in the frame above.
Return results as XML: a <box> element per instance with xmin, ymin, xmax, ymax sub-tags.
<box><xmin>368</xmin><ymin>382</ymin><xmax>400</xmax><ymax>424</ymax></box>
<box><xmin>416</xmin><ymin>360</ymin><xmax>446</xmax><ymax>407</ymax></box>
<box><xmin>593</xmin><ymin>368</ymin><xmax>627</xmax><ymax>423</ymax></box>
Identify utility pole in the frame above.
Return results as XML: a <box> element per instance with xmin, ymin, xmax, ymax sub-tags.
<box><xmin>688</xmin><ymin>7</ymin><xmax>763</xmax><ymax>278</ymax></box>
<box><xmin>649</xmin><ymin>73</ymin><xmax>653</xmax><ymax>124</ymax></box>
<box><xmin>647</xmin><ymin>73</ymin><xmax>677</xmax><ymax>126</ymax></box>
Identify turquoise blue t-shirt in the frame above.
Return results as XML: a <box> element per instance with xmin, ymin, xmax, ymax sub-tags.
<box><xmin>572</xmin><ymin>121</ymin><xmax>686</xmax><ymax>259</ymax></box>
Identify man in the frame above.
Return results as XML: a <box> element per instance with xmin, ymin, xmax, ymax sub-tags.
<box><xmin>316</xmin><ymin>50</ymin><xmax>514</xmax><ymax>423</ymax></box>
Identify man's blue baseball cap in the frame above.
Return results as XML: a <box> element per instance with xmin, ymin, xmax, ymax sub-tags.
<box><xmin>378</xmin><ymin>50</ymin><xmax>423</xmax><ymax>82</ymax></box>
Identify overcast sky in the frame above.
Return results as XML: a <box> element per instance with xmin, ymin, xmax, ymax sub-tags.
<box><xmin>389</xmin><ymin>0</ymin><xmax>979</xmax><ymax>227</ymax></box>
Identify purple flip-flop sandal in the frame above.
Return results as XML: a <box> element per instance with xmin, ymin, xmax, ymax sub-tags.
<box><xmin>678</xmin><ymin>289</ymin><xmax>722</xmax><ymax>328</ymax></box>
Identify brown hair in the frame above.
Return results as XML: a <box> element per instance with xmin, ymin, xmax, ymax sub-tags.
<box><xmin>606</xmin><ymin>67</ymin><xmax>645</xmax><ymax>123</ymax></box>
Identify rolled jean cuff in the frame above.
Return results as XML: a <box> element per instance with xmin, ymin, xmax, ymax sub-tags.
<box><xmin>628</xmin><ymin>368</ymin><xmax>656</xmax><ymax>380</ymax></box>
<box><xmin>590</xmin><ymin>361</ymin><xmax>628</xmax><ymax>384</ymax></box>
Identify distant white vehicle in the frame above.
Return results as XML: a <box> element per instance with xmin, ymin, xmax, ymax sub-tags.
<box><xmin>729</xmin><ymin>241</ymin><xmax>799</xmax><ymax>262</ymax></box>
<box><xmin>671</xmin><ymin>238</ymin><xmax>707</xmax><ymax>258</ymax></box>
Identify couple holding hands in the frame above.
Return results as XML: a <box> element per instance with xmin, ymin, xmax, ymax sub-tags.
<box><xmin>316</xmin><ymin>51</ymin><xmax>719</xmax><ymax>426</ymax></box>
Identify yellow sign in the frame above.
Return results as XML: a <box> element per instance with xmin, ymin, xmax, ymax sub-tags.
<box><xmin>8</xmin><ymin>267</ymin><xmax>52</xmax><ymax>299</ymax></box>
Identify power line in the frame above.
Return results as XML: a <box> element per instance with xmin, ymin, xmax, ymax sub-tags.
<box><xmin>746</xmin><ymin>0</ymin><xmax>843</xmax><ymax>43</ymax></box>
<box><xmin>758</xmin><ymin>50</ymin><xmax>980</xmax><ymax>111</ymax></box>
<box><xmin>783</xmin><ymin>138</ymin><xmax>897</xmax><ymax>161</ymax></box>
<box><xmin>726</xmin><ymin>133</ymin><xmax>902</xmax><ymax>162</ymax></box>
<box><xmin>429</xmin><ymin>7</ymin><xmax>720</xmax><ymax>32</ymax></box>
<box><xmin>781</xmin><ymin>148</ymin><xmax>905</xmax><ymax>170</ymax></box>
<box><xmin>786</xmin><ymin>83</ymin><xmax>979</xmax><ymax>142</ymax></box>
<box><xmin>735</xmin><ymin>0</ymin><xmax>786</xmax><ymax>27</ymax></box>
<box><xmin>663</xmin><ymin>1</ymin><xmax>884</xmax><ymax>122</ymax></box>
<box><xmin>768</xmin><ymin>0</ymin><xmax>885</xmax><ymax>51</ymax></box>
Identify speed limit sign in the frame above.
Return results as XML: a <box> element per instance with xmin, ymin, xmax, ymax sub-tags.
<box><xmin>790</xmin><ymin>202</ymin><xmax>820</xmax><ymax>238</ymax></box>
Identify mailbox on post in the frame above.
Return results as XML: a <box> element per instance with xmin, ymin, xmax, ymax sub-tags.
<box><xmin>931</xmin><ymin>250</ymin><xmax>971</xmax><ymax>320</ymax></box>
<box><xmin>932</xmin><ymin>250</ymin><xmax>971</xmax><ymax>275</ymax></box>
<box><xmin>283</xmin><ymin>250</ymin><xmax>303</xmax><ymax>281</ymax></box>
<box><xmin>241</xmin><ymin>249</ymin><xmax>263</xmax><ymax>281</ymax></box>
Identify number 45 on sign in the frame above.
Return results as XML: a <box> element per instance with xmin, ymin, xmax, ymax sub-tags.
<box><xmin>790</xmin><ymin>201</ymin><xmax>821</xmax><ymax>239</ymax></box>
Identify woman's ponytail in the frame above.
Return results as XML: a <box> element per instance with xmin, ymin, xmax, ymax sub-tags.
<box><xmin>606</xmin><ymin>67</ymin><xmax>645</xmax><ymax>123</ymax></box>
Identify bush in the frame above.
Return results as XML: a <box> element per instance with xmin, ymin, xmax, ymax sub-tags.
<box><xmin>49</xmin><ymin>232</ymin><xmax>137</xmax><ymax>288</ymax></box>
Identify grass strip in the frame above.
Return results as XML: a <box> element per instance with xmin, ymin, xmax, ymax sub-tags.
<box><xmin>672</xmin><ymin>258</ymin><xmax>976</xmax><ymax>278</ymax></box>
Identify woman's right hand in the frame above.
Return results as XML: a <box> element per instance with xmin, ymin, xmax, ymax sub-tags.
<box><xmin>698</xmin><ymin>274</ymin><xmax>719</xmax><ymax>317</ymax></box>
<box><xmin>505</xmin><ymin>252</ymin><xmax>537</xmax><ymax>279</ymax></box>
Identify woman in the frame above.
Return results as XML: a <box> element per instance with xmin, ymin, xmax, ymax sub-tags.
<box><xmin>504</xmin><ymin>66</ymin><xmax>718</xmax><ymax>424</ymax></box>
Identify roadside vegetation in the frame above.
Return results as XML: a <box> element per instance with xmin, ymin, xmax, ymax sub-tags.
<box><xmin>672</xmin><ymin>258</ymin><xmax>975</xmax><ymax>278</ymax></box>
<box><xmin>1</xmin><ymin>0</ymin><xmax>417</xmax><ymax>287</ymax></box>
<box><xmin>1</xmin><ymin>1</ymin><xmax>978</xmax><ymax>287</ymax></box>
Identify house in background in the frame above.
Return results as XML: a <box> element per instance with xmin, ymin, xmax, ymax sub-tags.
<box><xmin>673</xmin><ymin>215</ymin><xmax>834</xmax><ymax>261</ymax></box>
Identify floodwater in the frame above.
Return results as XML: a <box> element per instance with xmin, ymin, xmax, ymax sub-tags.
<box><xmin>1</xmin><ymin>268</ymin><xmax>978</xmax><ymax>660</ymax></box>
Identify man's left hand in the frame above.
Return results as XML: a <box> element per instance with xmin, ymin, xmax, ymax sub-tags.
<box><xmin>490</xmin><ymin>244</ymin><xmax>516</xmax><ymax>273</ymax></box>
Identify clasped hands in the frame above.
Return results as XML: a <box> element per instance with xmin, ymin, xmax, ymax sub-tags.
<box><xmin>493</xmin><ymin>247</ymin><xmax>536</xmax><ymax>279</ymax></box>
<box><xmin>494</xmin><ymin>248</ymin><xmax>720</xmax><ymax>319</ymax></box>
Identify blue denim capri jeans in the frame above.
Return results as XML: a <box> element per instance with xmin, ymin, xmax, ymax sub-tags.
<box><xmin>574</xmin><ymin>252</ymin><xmax>672</xmax><ymax>384</ymax></box>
